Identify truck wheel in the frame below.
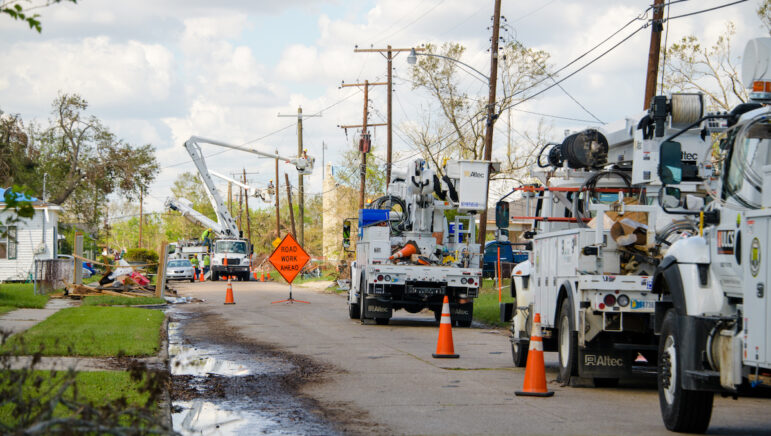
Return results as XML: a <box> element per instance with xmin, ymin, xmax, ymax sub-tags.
<box><xmin>189</xmin><ymin>278</ymin><xmax>195</xmax><ymax>283</ymax></box>
<box><xmin>348</xmin><ymin>293</ymin><xmax>360</xmax><ymax>319</ymax></box>
<box><xmin>511</xmin><ymin>339</ymin><xmax>529</xmax><ymax>367</ymax></box>
<box><xmin>557</xmin><ymin>301</ymin><xmax>578</xmax><ymax>385</ymax></box>
<box><xmin>212</xmin><ymin>273</ymin><xmax>219</xmax><ymax>282</ymax></box>
<box><xmin>658</xmin><ymin>309</ymin><xmax>713</xmax><ymax>433</ymax></box>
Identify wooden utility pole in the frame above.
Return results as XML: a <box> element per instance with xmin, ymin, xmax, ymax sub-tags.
<box><xmin>339</xmin><ymin>80</ymin><xmax>387</xmax><ymax>209</ymax></box>
<box><xmin>275</xmin><ymin>154</ymin><xmax>280</xmax><ymax>238</ymax></box>
<box><xmin>243</xmin><ymin>169</ymin><xmax>252</xmax><ymax>246</ymax></box>
<box><xmin>353</xmin><ymin>46</ymin><xmax>423</xmax><ymax>184</ymax></box>
<box><xmin>643</xmin><ymin>0</ymin><xmax>665</xmax><ymax>109</ymax></box>
<box><xmin>278</xmin><ymin>107</ymin><xmax>320</xmax><ymax>247</ymax></box>
<box><xmin>237</xmin><ymin>177</ymin><xmax>243</xmax><ymax>234</ymax></box>
<box><xmin>285</xmin><ymin>173</ymin><xmax>297</xmax><ymax>237</ymax></box>
<box><xmin>138</xmin><ymin>189</ymin><xmax>143</xmax><ymax>248</ymax></box>
<box><xmin>155</xmin><ymin>241</ymin><xmax>168</xmax><ymax>298</ymax></box>
<box><xmin>478</xmin><ymin>0</ymin><xmax>502</xmax><ymax>246</ymax></box>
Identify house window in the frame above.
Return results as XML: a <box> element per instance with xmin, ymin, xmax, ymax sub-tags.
<box><xmin>0</xmin><ymin>226</ymin><xmax>16</xmax><ymax>259</ymax></box>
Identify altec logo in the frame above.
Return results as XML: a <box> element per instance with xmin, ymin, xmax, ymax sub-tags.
<box><xmin>368</xmin><ymin>305</ymin><xmax>390</xmax><ymax>313</ymax></box>
<box><xmin>464</xmin><ymin>170</ymin><xmax>486</xmax><ymax>178</ymax></box>
<box><xmin>584</xmin><ymin>354</ymin><xmax>624</xmax><ymax>367</ymax></box>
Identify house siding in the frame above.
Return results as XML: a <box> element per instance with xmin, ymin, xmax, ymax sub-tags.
<box><xmin>0</xmin><ymin>207</ymin><xmax>59</xmax><ymax>281</ymax></box>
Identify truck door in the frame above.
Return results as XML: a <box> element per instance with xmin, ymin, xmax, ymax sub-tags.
<box><xmin>743</xmin><ymin>215</ymin><xmax>768</xmax><ymax>366</ymax></box>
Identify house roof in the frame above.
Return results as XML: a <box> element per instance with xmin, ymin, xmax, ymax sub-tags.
<box><xmin>0</xmin><ymin>187</ymin><xmax>62</xmax><ymax>210</ymax></box>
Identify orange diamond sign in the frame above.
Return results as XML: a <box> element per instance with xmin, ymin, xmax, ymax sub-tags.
<box><xmin>268</xmin><ymin>233</ymin><xmax>310</xmax><ymax>284</ymax></box>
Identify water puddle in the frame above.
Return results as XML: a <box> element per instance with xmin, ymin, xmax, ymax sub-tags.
<box><xmin>167</xmin><ymin>309</ymin><xmax>337</xmax><ymax>435</ymax></box>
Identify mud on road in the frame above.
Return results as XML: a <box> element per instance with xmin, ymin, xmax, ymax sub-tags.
<box><xmin>168</xmin><ymin>307</ymin><xmax>387</xmax><ymax>435</ymax></box>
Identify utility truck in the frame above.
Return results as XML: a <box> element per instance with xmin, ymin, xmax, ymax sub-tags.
<box><xmin>166</xmin><ymin>136</ymin><xmax>312</xmax><ymax>281</ymax></box>
<box><xmin>505</xmin><ymin>90</ymin><xmax>717</xmax><ymax>386</ymax></box>
<box><xmin>651</xmin><ymin>37</ymin><xmax>771</xmax><ymax>433</ymax></box>
<box><xmin>345</xmin><ymin>158</ymin><xmax>495</xmax><ymax>326</ymax></box>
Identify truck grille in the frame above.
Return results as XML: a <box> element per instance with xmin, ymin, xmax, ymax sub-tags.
<box><xmin>224</xmin><ymin>258</ymin><xmax>240</xmax><ymax>265</ymax></box>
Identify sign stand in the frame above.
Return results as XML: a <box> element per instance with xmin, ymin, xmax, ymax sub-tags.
<box><xmin>268</xmin><ymin>233</ymin><xmax>311</xmax><ymax>305</ymax></box>
<box><xmin>271</xmin><ymin>283</ymin><xmax>309</xmax><ymax>304</ymax></box>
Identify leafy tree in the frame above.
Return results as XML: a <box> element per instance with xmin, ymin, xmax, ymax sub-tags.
<box><xmin>3</xmin><ymin>94</ymin><xmax>160</xmax><ymax>229</ymax></box>
<box><xmin>1</xmin><ymin>0</ymin><xmax>77</xmax><ymax>32</ymax></box>
<box><xmin>661</xmin><ymin>22</ymin><xmax>747</xmax><ymax>111</ymax></box>
<box><xmin>407</xmin><ymin>41</ymin><xmax>553</xmax><ymax>179</ymax></box>
<box><xmin>759</xmin><ymin>0</ymin><xmax>771</xmax><ymax>35</ymax></box>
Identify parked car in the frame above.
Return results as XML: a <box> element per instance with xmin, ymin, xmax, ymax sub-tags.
<box><xmin>482</xmin><ymin>241</ymin><xmax>529</xmax><ymax>278</ymax></box>
<box><xmin>166</xmin><ymin>259</ymin><xmax>195</xmax><ymax>282</ymax></box>
<box><xmin>57</xmin><ymin>254</ymin><xmax>94</xmax><ymax>278</ymax></box>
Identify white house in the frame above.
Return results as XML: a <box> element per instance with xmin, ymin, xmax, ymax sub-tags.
<box><xmin>0</xmin><ymin>188</ymin><xmax>61</xmax><ymax>282</ymax></box>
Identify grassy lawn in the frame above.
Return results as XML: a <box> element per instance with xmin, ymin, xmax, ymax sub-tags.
<box><xmin>3</xmin><ymin>306</ymin><xmax>164</xmax><ymax>357</ymax></box>
<box><xmin>0</xmin><ymin>370</ymin><xmax>155</xmax><ymax>428</ymax></box>
<box><xmin>473</xmin><ymin>278</ymin><xmax>514</xmax><ymax>327</ymax></box>
<box><xmin>0</xmin><ymin>283</ymin><xmax>49</xmax><ymax>309</ymax></box>
<box><xmin>82</xmin><ymin>295</ymin><xmax>166</xmax><ymax>306</ymax></box>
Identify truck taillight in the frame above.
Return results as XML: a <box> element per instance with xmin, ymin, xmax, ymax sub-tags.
<box><xmin>377</xmin><ymin>274</ymin><xmax>384</xmax><ymax>281</ymax></box>
<box><xmin>467</xmin><ymin>278</ymin><xmax>475</xmax><ymax>285</ymax></box>
<box><xmin>603</xmin><ymin>294</ymin><xmax>616</xmax><ymax>307</ymax></box>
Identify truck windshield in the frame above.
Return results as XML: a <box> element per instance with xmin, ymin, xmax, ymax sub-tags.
<box><xmin>216</xmin><ymin>241</ymin><xmax>247</xmax><ymax>254</ymax></box>
<box><xmin>723</xmin><ymin>116</ymin><xmax>771</xmax><ymax>209</ymax></box>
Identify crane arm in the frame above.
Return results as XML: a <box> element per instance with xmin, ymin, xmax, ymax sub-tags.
<box><xmin>210</xmin><ymin>170</ymin><xmax>275</xmax><ymax>203</ymax></box>
<box><xmin>182</xmin><ymin>137</ymin><xmax>240</xmax><ymax>237</ymax></box>
<box><xmin>186</xmin><ymin>136</ymin><xmax>315</xmax><ymax>175</ymax></box>
<box><xmin>164</xmin><ymin>197</ymin><xmax>227</xmax><ymax>236</ymax></box>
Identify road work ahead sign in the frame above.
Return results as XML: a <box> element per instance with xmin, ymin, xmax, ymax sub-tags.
<box><xmin>268</xmin><ymin>233</ymin><xmax>310</xmax><ymax>284</ymax></box>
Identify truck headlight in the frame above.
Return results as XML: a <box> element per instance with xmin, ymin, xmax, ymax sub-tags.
<box><xmin>617</xmin><ymin>294</ymin><xmax>630</xmax><ymax>307</ymax></box>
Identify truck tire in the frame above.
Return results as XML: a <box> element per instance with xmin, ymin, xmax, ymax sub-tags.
<box><xmin>658</xmin><ymin>309</ymin><xmax>713</xmax><ymax>433</ymax></box>
<box><xmin>212</xmin><ymin>272</ymin><xmax>219</xmax><ymax>282</ymax></box>
<box><xmin>511</xmin><ymin>339</ymin><xmax>529</xmax><ymax>367</ymax></box>
<box><xmin>359</xmin><ymin>276</ymin><xmax>369</xmax><ymax>323</ymax></box>
<box><xmin>557</xmin><ymin>301</ymin><xmax>578</xmax><ymax>385</ymax></box>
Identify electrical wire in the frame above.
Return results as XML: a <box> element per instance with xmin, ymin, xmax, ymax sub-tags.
<box><xmin>665</xmin><ymin>0</ymin><xmax>748</xmax><ymax>21</ymax></box>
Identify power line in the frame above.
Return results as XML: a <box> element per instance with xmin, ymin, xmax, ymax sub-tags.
<box><xmin>374</xmin><ymin>0</ymin><xmax>446</xmax><ymax>44</ymax></box>
<box><xmin>666</xmin><ymin>0</ymin><xmax>748</xmax><ymax>21</ymax></box>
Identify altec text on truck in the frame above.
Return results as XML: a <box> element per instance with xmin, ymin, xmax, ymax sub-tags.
<box><xmin>344</xmin><ymin>159</ymin><xmax>495</xmax><ymax>326</ymax></box>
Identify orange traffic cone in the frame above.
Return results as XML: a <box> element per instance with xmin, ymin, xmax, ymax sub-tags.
<box><xmin>200</xmin><ymin>270</ymin><xmax>205</xmax><ymax>282</ymax></box>
<box><xmin>224</xmin><ymin>279</ymin><xmax>236</xmax><ymax>305</ymax></box>
<box><xmin>261</xmin><ymin>272</ymin><xmax>265</xmax><ymax>282</ymax></box>
<box><xmin>432</xmin><ymin>296</ymin><xmax>459</xmax><ymax>358</ymax></box>
<box><xmin>389</xmin><ymin>240</ymin><xmax>419</xmax><ymax>261</ymax></box>
<box><xmin>515</xmin><ymin>313</ymin><xmax>554</xmax><ymax>397</ymax></box>
<box><xmin>253</xmin><ymin>270</ymin><xmax>258</xmax><ymax>281</ymax></box>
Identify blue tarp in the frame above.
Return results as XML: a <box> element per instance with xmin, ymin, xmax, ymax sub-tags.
<box><xmin>359</xmin><ymin>209</ymin><xmax>390</xmax><ymax>228</ymax></box>
<box><xmin>0</xmin><ymin>187</ymin><xmax>37</xmax><ymax>203</ymax></box>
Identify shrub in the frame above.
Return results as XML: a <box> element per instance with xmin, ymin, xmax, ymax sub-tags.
<box><xmin>124</xmin><ymin>248</ymin><xmax>159</xmax><ymax>274</ymax></box>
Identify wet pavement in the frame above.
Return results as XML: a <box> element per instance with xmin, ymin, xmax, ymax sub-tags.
<box><xmin>167</xmin><ymin>308</ymin><xmax>340</xmax><ymax>435</ymax></box>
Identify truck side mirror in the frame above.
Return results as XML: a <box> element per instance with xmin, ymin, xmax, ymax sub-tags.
<box><xmin>659</xmin><ymin>141</ymin><xmax>683</xmax><ymax>184</ymax></box>
<box><xmin>495</xmin><ymin>200</ymin><xmax>509</xmax><ymax>229</ymax></box>
<box><xmin>342</xmin><ymin>219</ymin><xmax>352</xmax><ymax>250</ymax></box>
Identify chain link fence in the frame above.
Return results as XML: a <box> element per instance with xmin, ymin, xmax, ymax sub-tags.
<box><xmin>33</xmin><ymin>259</ymin><xmax>72</xmax><ymax>295</ymax></box>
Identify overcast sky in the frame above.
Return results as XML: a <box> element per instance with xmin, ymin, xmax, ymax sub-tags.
<box><xmin>0</xmin><ymin>0</ymin><xmax>764</xmax><ymax>213</ymax></box>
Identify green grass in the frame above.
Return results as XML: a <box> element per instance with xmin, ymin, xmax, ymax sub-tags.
<box><xmin>473</xmin><ymin>279</ymin><xmax>514</xmax><ymax>327</ymax></box>
<box><xmin>0</xmin><ymin>306</ymin><xmax>14</xmax><ymax>316</ymax></box>
<box><xmin>3</xmin><ymin>306</ymin><xmax>165</xmax><ymax>357</ymax></box>
<box><xmin>0</xmin><ymin>284</ymin><xmax>49</xmax><ymax>309</ymax></box>
<box><xmin>82</xmin><ymin>296</ymin><xmax>166</xmax><ymax>306</ymax></box>
<box><xmin>293</xmin><ymin>271</ymin><xmax>336</xmax><ymax>284</ymax></box>
<box><xmin>0</xmin><ymin>370</ymin><xmax>154</xmax><ymax>428</ymax></box>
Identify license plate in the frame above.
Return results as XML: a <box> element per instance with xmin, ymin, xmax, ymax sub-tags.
<box><xmin>410</xmin><ymin>287</ymin><xmax>442</xmax><ymax>295</ymax></box>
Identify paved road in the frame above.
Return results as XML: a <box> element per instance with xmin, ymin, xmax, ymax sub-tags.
<box><xmin>172</xmin><ymin>280</ymin><xmax>771</xmax><ymax>435</ymax></box>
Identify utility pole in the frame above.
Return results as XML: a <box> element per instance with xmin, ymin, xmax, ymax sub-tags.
<box><xmin>243</xmin><ymin>169</ymin><xmax>252</xmax><ymax>247</ymax></box>
<box><xmin>339</xmin><ymin>80</ymin><xmax>387</xmax><ymax>209</ymax></box>
<box><xmin>275</xmin><ymin>154</ymin><xmax>280</xmax><ymax>238</ymax></box>
<box><xmin>138</xmin><ymin>188</ymin><xmax>143</xmax><ymax>248</ymax></box>
<box><xmin>237</xmin><ymin>177</ymin><xmax>243</xmax><ymax>234</ymax></box>
<box><xmin>285</xmin><ymin>173</ymin><xmax>297</xmax><ymax>237</ymax></box>
<box><xmin>278</xmin><ymin>107</ymin><xmax>320</xmax><ymax>247</ymax></box>
<box><xmin>644</xmin><ymin>0</ymin><xmax>665</xmax><ymax>109</ymax></box>
<box><xmin>354</xmin><ymin>46</ymin><xmax>424</xmax><ymax>183</ymax></box>
<box><xmin>227</xmin><ymin>182</ymin><xmax>233</xmax><ymax>217</ymax></box>
<box><xmin>478</xmin><ymin>0</ymin><xmax>502</xmax><ymax>247</ymax></box>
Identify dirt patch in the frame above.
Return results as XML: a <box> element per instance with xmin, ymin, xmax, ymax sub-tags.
<box><xmin>169</xmin><ymin>308</ymin><xmax>389</xmax><ymax>435</ymax></box>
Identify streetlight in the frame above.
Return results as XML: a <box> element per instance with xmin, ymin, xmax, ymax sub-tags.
<box><xmin>406</xmin><ymin>48</ymin><xmax>489</xmax><ymax>83</ymax></box>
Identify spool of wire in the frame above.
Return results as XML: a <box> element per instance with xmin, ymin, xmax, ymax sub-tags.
<box><xmin>670</xmin><ymin>93</ymin><xmax>703</xmax><ymax>126</ymax></box>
